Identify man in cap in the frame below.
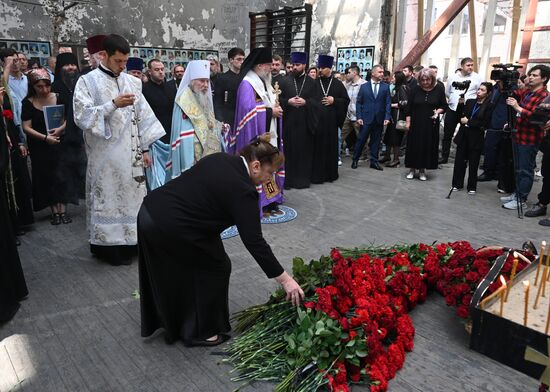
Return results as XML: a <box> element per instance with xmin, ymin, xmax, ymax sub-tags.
<box><xmin>311</xmin><ymin>55</ymin><xmax>349</xmax><ymax>184</ymax></box>
<box><xmin>229</xmin><ymin>47</ymin><xmax>285</xmax><ymax>215</ymax></box>
<box><xmin>142</xmin><ymin>59</ymin><xmax>176</xmax><ymax>144</ymax></box>
<box><xmin>73</xmin><ymin>34</ymin><xmax>165</xmax><ymax>266</ymax></box>
<box><xmin>278</xmin><ymin>51</ymin><xmax>320</xmax><ymax>189</ymax></box>
<box><xmin>83</xmin><ymin>34</ymin><xmax>106</xmax><ymax>74</ymax></box>
<box><xmin>167</xmin><ymin>60</ymin><xmax>224</xmax><ymax>180</ymax></box>
<box><xmin>126</xmin><ymin>57</ymin><xmax>146</xmax><ymax>83</ymax></box>
<box><xmin>52</xmin><ymin>52</ymin><xmax>87</xmax><ymax>201</ymax></box>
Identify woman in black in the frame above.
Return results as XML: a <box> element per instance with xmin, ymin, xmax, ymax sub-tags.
<box><xmin>382</xmin><ymin>71</ymin><xmax>409</xmax><ymax>167</ymax></box>
<box><xmin>21</xmin><ymin>68</ymin><xmax>71</xmax><ymax>225</ymax></box>
<box><xmin>138</xmin><ymin>140</ymin><xmax>304</xmax><ymax>346</ymax></box>
<box><xmin>451</xmin><ymin>82</ymin><xmax>494</xmax><ymax>194</ymax></box>
<box><xmin>405</xmin><ymin>69</ymin><xmax>448</xmax><ymax>181</ymax></box>
<box><xmin>0</xmin><ymin>87</ymin><xmax>28</xmax><ymax>322</ymax></box>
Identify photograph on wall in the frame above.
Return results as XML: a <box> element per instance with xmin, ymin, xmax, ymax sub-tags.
<box><xmin>337</xmin><ymin>46</ymin><xmax>375</xmax><ymax>79</ymax></box>
<box><xmin>0</xmin><ymin>39</ymin><xmax>51</xmax><ymax>60</ymax></box>
<box><xmin>130</xmin><ymin>46</ymin><xmax>218</xmax><ymax>79</ymax></box>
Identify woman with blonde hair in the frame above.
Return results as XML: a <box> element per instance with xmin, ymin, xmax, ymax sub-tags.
<box><xmin>404</xmin><ymin>68</ymin><xmax>447</xmax><ymax>180</ymax></box>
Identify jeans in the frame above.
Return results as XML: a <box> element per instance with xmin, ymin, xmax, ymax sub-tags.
<box><xmin>513</xmin><ymin>142</ymin><xmax>539</xmax><ymax>201</ymax></box>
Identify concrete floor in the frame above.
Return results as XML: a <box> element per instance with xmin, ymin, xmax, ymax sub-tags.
<box><xmin>0</xmin><ymin>157</ymin><xmax>545</xmax><ymax>391</ymax></box>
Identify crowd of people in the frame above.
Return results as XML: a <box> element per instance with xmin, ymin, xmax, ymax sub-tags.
<box><xmin>1</xmin><ymin>33</ymin><xmax>549</xmax><ymax>346</ymax></box>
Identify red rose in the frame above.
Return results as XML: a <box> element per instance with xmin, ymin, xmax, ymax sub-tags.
<box><xmin>456</xmin><ymin>304</ymin><xmax>470</xmax><ymax>318</ymax></box>
<box><xmin>465</xmin><ymin>271</ymin><xmax>479</xmax><ymax>283</ymax></box>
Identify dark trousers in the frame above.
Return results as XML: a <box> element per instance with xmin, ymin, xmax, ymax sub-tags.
<box><xmin>497</xmin><ymin>136</ymin><xmax>515</xmax><ymax>194</ymax></box>
<box><xmin>538</xmin><ymin>140</ymin><xmax>550</xmax><ymax>205</ymax></box>
<box><xmin>353</xmin><ymin>122</ymin><xmax>383</xmax><ymax>163</ymax></box>
<box><xmin>452</xmin><ymin>134</ymin><xmax>483</xmax><ymax>191</ymax></box>
<box><xmin>441</xmin><ymin>109</ymin><xmax>460</xmax><ymax>160</ymax></box>
<box><xmin>482</xmin><ymin>129</ymin><xmax>504</xmax><ymax>176</ymax></box>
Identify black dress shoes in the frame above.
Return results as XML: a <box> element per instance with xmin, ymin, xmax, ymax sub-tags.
<box><xmin>370</xmin><ymin>162</ymin><xmax>383</xmax><ymax>171</ymax></box>
<box><xmin>477</xmin><ymin>172</ymin><xmax>495</xmax><ymax>182</ymax></box>
<box><xmin>351</xmin><ymin>160</ymin><xmax>358</xmax><ymax>169</ymax></box>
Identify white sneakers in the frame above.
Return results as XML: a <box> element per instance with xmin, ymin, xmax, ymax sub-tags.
<box><xmin>406</xmin><ymin>171</ymin><xmax>414</xmax><ymax>179</ymax></box>
<box><xmin>503</xmin><ymin>199</ymin><xmax>527</xmax><ymax>210</ymax></box>
<box><xmin>419</xmin><ymin>173</ymin><xmax>427</xmax><ymax>181</ymax></box>
<box><xmin>500</xmin><ymin>194</ymin><xmax>516</xmax><ymax>203</ymax></box>
<box><xmin>406</xmin><ymin>170</ymin><xmax>427</xmax><ymax>180</ymax></box>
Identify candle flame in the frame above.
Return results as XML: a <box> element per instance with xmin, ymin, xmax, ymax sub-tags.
<box><xmin>513</xmin><ymin>251</ymin><xmax>519</xmax><ymax>258</ymax></box>
<box><xmin>523</xmin><ymin>280</ymin><xmax>530</xmax><ymax>289</ymax></box>
<box><xmin>500</xmin><ymin>275</ymin><xmax>506</xmax><ymax>286</ymax></box>
<box><xmin>543</xmin><ymin>240</ymin><xmax>547</xmax><ymax>247</ymax></box>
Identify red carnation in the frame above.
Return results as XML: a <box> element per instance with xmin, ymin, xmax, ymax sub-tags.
<box><xmin>2</xmin><ymin>109</ymin><xmax>13</xmax><ymax>120</ymax></box>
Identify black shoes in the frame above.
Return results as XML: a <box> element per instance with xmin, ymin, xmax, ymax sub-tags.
<box><xmin>540</xmin><ymin>218</ymin><xmax>550</xmax><ymax>227</ymax></box>
<box><xmin>525</xmin><ymin>203</ymin><xmax>547</xmax><ymax>218</ymax></box>
<box><xmin>370</xmin><ymin>162</ymin><xmax>383</xmax><ymax>171</ymax></box>
<box><xmin>477</xmin><ymin>172</ymin><xmax>495</xmax><ymax>182</ymax></box>
<box><xmin>184</xmin><ymin>333</ymin><xmax>231</xmax><ymax>347</ymax></box>
<box><xmin>351</xmin><ymin>160</ymin><xmax>358</xmax><ymax>169</ymax></box>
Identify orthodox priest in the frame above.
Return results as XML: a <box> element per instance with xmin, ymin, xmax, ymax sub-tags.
<box><xmin>279</xmin><ymin>51</ymin><xmax>319</xmax><ymax>189</ymax></box>
<box><xmin>167</xmin><ymin>60</ymin><xmax>224</xmax><ymax>180</ymax></box>
<box><xmin>52</xmin><ymin>52</ymin><xmax>87</xmax><ymax>201</ymax></box>
<box><xmin>83</xmin><ymin>35</ymin><xmax>106</xmax><ymax>74</ymax></box>
<box><xmin>138</xmin><ymin>140</ymin><xmax>304</xmax><ymax>346</ymax></box>
<box><xmin>311</xmin><ymin>55</ymin><xmax>349</xmax><ymax>184</ymax></box>
<box><xmin>73</xmin><ymin>34</ymin><xmax>165</xmax><ymax>265</ymax></box>
<box><xmin>230</xmin><ymin>47</ymin><xmax>285</xmax><ymax>215</ymax></box>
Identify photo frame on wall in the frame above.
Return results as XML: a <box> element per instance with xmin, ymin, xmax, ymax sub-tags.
<box><xmin>337</xmin><ymin>46</ymin><xmax>374</xmax><ymax>79</ymax></box>
<box><xmin>0</xmin><ymin>39</ymin><xmax>52</xmax><ymax>60</ymax></box>
<box><xmin>130</xmin><ymin>46</ymin><xmax>218</xmax><ymax>79</ymax></box>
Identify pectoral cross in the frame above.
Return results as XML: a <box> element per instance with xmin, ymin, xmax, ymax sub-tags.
<box><xmin>273</xmin><ymin>81</ymin><xmax>281</xmax><ymax>106</ymax></box>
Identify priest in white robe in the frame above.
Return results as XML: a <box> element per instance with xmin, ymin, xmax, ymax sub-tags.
<box><xmin>73</xmin><ymin>34</ymin><xmax>165</xmax><ymax>265</ymax></box>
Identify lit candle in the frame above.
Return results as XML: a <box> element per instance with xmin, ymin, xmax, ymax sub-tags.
<box><xmin>523</xmin><ymin>281</ymin><xmax>530</xmax><ymax>326</ymax></box>
<box><xmin>535</xmin><ymin>241</ymin><xmax>546</xmax><ymax>286</ymax></box>
<box><xmin>505</xmin><ymin>254</ymin><xmax>519</xmax><ymax>302</ymax></box>
<box><xmin>499</xmin><ymin>275</ymin><xmax>506</xmax><ymax>317</ymax></box>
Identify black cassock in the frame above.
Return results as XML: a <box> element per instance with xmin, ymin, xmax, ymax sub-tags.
<box><xmin>0</xmin><ymin>117</ymin><xmax>28</xmax><ymax>322</ymax></box>
<box><xmin>311</xmin><ymin>76</ymin><xmax>349</xmax><ymax>184</ymax></box>
<box><xmin>279</xmin><ymin>73</ymin><xmax>320</xmax><ymax>189</ymax></box>
<box><xmin>138</xmin><ymin>153</ymin><xmax>284</xmax><ymax>344</ymax></box>
<box><xmin>213</xmin><ymin>70</ymin><xmax>240</xmax><ymax>129</ymax></box>
<box><xmin>142</xmin><ymin>81</ymin><xmax>176</xmax><ymax>143</ymax></box>
<box><xmin>52</xmin><ymin>78</ymin><xmax>87</xmax><ymax>201</ymax></box>
<box><xmin>405</xmin><ymin>84</ymin><xmax>448</xmax><ymax>170</ymax></box>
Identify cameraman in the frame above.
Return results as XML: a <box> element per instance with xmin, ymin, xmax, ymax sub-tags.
<box><xmin>478</xmin><ymin>79</ymin><xmax>509</xmax><ymax>183</ymax></box>
<box><xmin>503</xmin><ymin>65</ymin><xmax>549</xmax><ymax>210</ymax></box>
<box><xmin>525</xmin><ymin>95</ymin><xmax>550</xmax><ymax>223</ymax></box>
<box><xmin>440</xmin><ymin>58</ymin><xmax>483</xmax><ymax>164</ymax></box>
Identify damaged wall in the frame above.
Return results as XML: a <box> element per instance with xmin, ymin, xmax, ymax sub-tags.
<box><xmin>0</xmin><ymin>0</ymin><xmax>385</xmax><ymax>63</ymax></box>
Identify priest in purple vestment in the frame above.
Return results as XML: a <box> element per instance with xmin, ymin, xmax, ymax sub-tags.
<box><xmin>229</xmin><ymin>47</ymin><xmax>285</xmax><ymax>216</ymax></box>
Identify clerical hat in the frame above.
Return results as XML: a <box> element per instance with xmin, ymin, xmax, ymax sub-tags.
<box><xmin>317</xmin><ymin>55</ymin><xmax>334</xmax><ymax>69</ymax></box>
<box><xmin>86</xmin><ymin>35</ymin><xmax>106</xmax><ymax>55</ymax></box>
<box><xmin>290</xmin><ymin>52</ymin><xmax>307</xmax><ymax>65</ymax></box>
<box><xmin>126</xmin><ymin>57</ymin><xmax>144</xmax><ymax>72</ymax></box>
<box><xmin>54</xmin><ymin>52</ymin><xmax>79</xmax><ymax>79</ymax></box>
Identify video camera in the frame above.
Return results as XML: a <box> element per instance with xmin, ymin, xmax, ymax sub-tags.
<box><xmin>490</xmin><ymin>63</ymin><xmax>522</xmax><ymax>95</ymax></box>
<box><xmin>451</xmin><ymin>80</ymin><xmax>471</xmax><ymax>100</ymax></box>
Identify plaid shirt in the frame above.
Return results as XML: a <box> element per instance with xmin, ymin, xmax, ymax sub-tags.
<box><xmin>513</xmin><ymin>86</ymin><xmax>549</xmax><ymax>145</ymax></box>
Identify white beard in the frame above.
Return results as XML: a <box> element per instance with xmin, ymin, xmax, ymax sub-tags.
<box><xmin>192</xmin><ymin>90</ymin><xmax>213</xmax><ymax>117</ymax></box>
<box><xmin>259</xmin><ymin>70</ymin><xmax>272</xmax><ymax>85</ymax></box>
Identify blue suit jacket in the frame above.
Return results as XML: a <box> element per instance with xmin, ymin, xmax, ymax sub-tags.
<box><xmin>356</xmin><ymin>81</ymin><xmax>392</xmax><ymax>125</ymax></box>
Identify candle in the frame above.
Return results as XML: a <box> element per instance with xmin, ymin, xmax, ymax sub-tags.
<box><xmin>534</xmin><ymin>241</ymin><xmax>546</xmax><ymax>286</ymax></box>
<box><xmin>505</xmin><ymin>254</ymin><xmax>519</xmax><ymax>302</ymax></box>
<box><xmin>479</xmin><ymin>274</ymin><xmax>507</xmax><ymax>309</ymax></box>
<box><xmin>523</xmin><ymin>281</ymin><xmax>530</xmax><ymax>326</ymax></box>
<box><xmin>545</xmin><ymin>291</ymin><xmax>550</xmax><ymax>335</ymax></box>
<box><xmin>499</xmin><ymin>275</ymin><xmax>506</xmax><ymax>317</ymax></box>
<box><xmin>535</xmin><ymin>267</ymin><xmax>548</xmax><ymax>309</ymax></box>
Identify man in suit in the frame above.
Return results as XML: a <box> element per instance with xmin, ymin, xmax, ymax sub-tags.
<box><xmin>351</xmin><ymin>64</ymin><xmax>391</xmax><ymax>170</ymax></box>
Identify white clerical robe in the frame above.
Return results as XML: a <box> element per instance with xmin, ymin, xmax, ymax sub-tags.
<box><xmin>73</xmin><ymin>68</ymin><xmax>165</xmax><ymax>246</ymax></box>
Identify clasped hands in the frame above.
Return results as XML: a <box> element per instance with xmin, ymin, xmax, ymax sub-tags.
<box><xmin>288</xmin><ymin>96</ymin><xmax>306</xmax><ymax>108</ymax></box>
<box><xmin>113</xmin><ymin>93</ymin><xmax>136</xmax><ymax>108</ymax></box>
<box><xmin>356</xmin><ymin>119</ymin><xmax>390</xmax><ymax>126</ymax></box>
<box><xmin>321</xmin><ymin>96</ymin><xmax>334</xmax><ymax>106</ymax></box>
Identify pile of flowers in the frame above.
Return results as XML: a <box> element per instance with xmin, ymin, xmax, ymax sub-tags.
<box><xmin>226</xmin><ymin>242</ymin><xmax>533</xmax><ymax>391</ymax></box>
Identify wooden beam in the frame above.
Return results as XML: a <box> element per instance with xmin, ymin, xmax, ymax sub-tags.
<box><xmin>479</xmin><ymin>0</ymin><xmax>497</xmax><ymax>79</ymax></box>
<box><xmin>395</xmin><ymin>0</ymin><xmax>470</xmax><ymax>71</ymax></box>
<box><xmin>468</xmin><ymin>1</ymin><xmax>478</xmax><ymax>72</ymax></box>
<box><xmin>509</xmin><ymin>0</ymin><xmax>522</xmax><ymax>63</ymax></box>
<box><xmin>518</xmin><ymin>0</ymin><xmax>538</xmax><ymax>72</ymax></box>
<box><xmin>418</xmin><ymin>0</ymin><xmax>424</xmax><ymax>50</ymax></box>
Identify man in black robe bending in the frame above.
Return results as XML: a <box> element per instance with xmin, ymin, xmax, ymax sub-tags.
<box><xmin>279</xmin><ymin>51</ymin><xmax>319</xmax><ymax>189</ymax></box>
<box><xmin>311</xmin><ymin>55</ymin><xmax>349</xmax><ymax>184</ymax></box>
